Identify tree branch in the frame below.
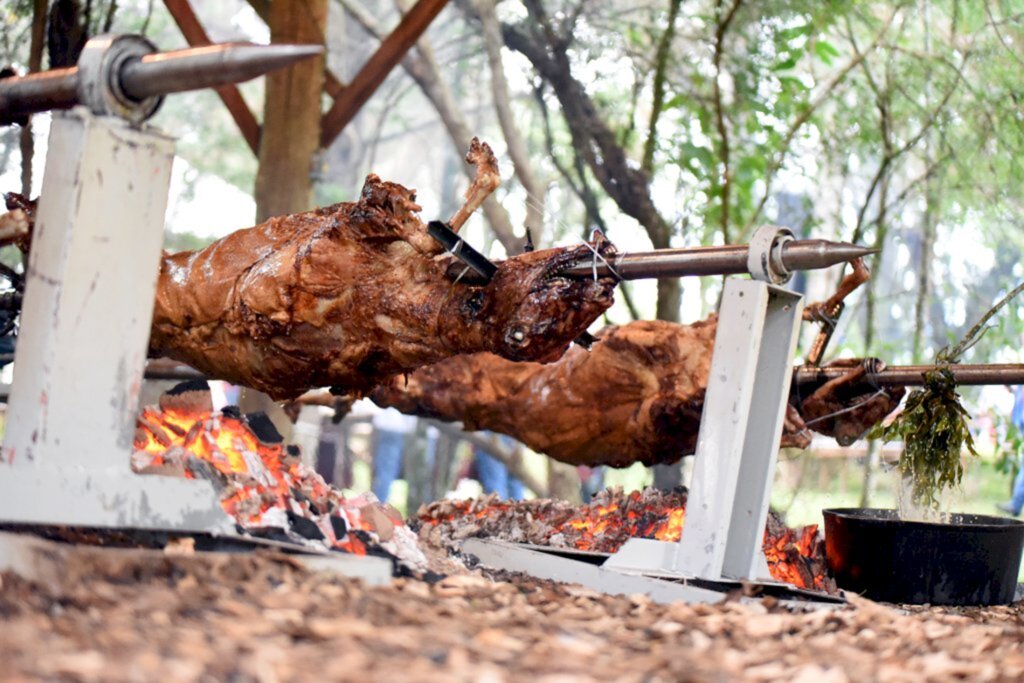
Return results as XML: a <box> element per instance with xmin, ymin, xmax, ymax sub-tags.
<box><xmin>641</xmin><ymin>0</ymin><xmax>684</xmax><ymax>175</ymax></box>
<box><xmin>477</xmin><ymin>0</ymin><xmax>545</xmax><ymax>237</ymax></box>
<box><xmin>335</xmin><ymin>0</ymin><xmax>525</xmax><ymax>254</ymax></box>
<box><xmin>501</xmin><ymin>0</ymin><xmax>681</xmax><ymax>320</ymax></box>
<box><xmin>535</xmin><ymin>84</ymin><xmax>605</xmax><ymax>235</ymax></box>
<box><xmin>711</xmin><ymin>0</ymin><xmax>741</xmax><ymax>244</ymax></box>
<box><xmin>744</xmin><ymin>5</ymin><xmax>900</xmax><ymax>234</ymax></box>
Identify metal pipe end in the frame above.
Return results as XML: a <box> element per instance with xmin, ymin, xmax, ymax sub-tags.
<box><xmin>124</xmin><ymin>42</ymin><xmax>325</xmax><ymax>101</ymax></box>
<box><xmin>826</xmin><ymin>243</ymin><xmax>880</xmax><ymax>262</ymax></box>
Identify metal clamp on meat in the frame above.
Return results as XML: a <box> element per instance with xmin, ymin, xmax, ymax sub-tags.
<box><xmin>427</xmin><ymin>220</ymin><xmax>499</xmax><ymax>282</ymax></box>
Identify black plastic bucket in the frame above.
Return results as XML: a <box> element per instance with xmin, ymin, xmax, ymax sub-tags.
<box><xmin>823</xmin><ymin>508</ymin><xmax>1024</xmax><ymax>605</ymax></box>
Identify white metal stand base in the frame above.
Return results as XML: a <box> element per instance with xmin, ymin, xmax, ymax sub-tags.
<box><xmin>605</xmin><ymin>278</ymin><xmax>804</xmax><ymax>584</ymax></box>
<box><xmin>0</xmin><ymin>109</ymin><xmax>232</xmax><ymax>533</ymax></box>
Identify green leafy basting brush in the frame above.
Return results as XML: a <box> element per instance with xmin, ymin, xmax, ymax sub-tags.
<box><xmin>872</xmin><ymin>281</ymin><xmax>1024</xmax><ymax>510</ymax></box>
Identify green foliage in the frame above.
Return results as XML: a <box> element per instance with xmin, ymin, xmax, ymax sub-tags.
<box><xmin>871</xmin><ymin>366</ymin><xmax>978</xmax><ymax>509</ymax></box>
<box><xmin>990</xmin><ymin>410</ymin><xmax>1022</xmax><ymax>477</ymax></box>
<box><xmin>162</xmin><ymin>230</ymin><xmax>214</xmax><ymax>253</ymax></box>
<box><xmin>872</xmin><ymin>279</ymin><xmax>1024</xmax><ymax>508</ymax></box>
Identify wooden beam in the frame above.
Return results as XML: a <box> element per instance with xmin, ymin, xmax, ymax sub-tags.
<box><xmin>319</xmin><ymin>0</ymin><xmax>449</xmax><ymax>147</ymax></box>
<box><xmin>163</xmin><ymin>0</ymin><xmax>261</xmax><ymax>154</ymax></box>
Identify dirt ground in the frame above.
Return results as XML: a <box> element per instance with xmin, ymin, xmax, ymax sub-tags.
<box><xmin>1</xmin><ymin>540</ymin><xmax>1022</xmax><ymax>683</ymax></box>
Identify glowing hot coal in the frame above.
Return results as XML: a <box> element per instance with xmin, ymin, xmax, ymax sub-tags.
<box><xmin>419</xmin><ymin>488</ymin><xmax>834</xmax><ymax>593</ymax></box>
<box><xmin>133</xmin><ymin>381</ymin><xmax>424</xmax><ymax>567</ymax></box>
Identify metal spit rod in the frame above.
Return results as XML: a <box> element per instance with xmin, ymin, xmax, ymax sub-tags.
<box><xmin>562</xmin><ymin>240</ymin><xmax>877</xmax><ymax>280</ymax></box>
<box><xmin>794</xmin><ymin>363</ymin><xmax>1024</xmax><ymax>388</ymax></box>
<box><xmin>2</xmin><ymin>360</ymin><xmax>1021</xmax><ymax>403</ymax></box>
<box><xmin>0</xmin><ymin>41</ymin><xmax>323</xmax><ymax>124</ymax></box>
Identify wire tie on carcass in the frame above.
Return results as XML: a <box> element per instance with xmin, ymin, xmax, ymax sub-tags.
<box><xmin>451</xmin><ymin>265</ymin><xmax>473</xmax><ymax>286</ymax></box>
<box><xmin>863</xmin><ymin>358</ymin><xmax>884</xmax><ymax>391</ymax></box>
<box><xmin>803</xmin><ymin>389</ymin><xmax>887</xmax><ymax>427</ymax></box>
<box><xmin>579</xmin><ymin>229</ymin><xmax>621</xmax><ymax>282</ymax></box>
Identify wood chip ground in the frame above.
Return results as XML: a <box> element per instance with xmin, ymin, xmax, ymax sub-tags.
<box><xmin>1</xmin><ymin>542</ymin><xmax>1022</xmax><ymax>682</ymax></box>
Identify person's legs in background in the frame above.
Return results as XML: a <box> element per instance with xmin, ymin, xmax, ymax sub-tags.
<box><xmin>508</xmin><ymin>474</ymin><xmax>526</xmax><ymax>501</ymax></box>
<box><xmin>1009</xmin><ymin>455</ymin><xmax>1024</xmax><ymax>515</ymax></box>
<box><xmin>476</xmin><ymin>450</ymin><xmax>510</xmax><ymax>498</ymax></box>
<box><xmin>372</xmin><ymin>429</ymin><xmax>405</xmax><ymax>502</ymax></box>
<box><xmin>579</xmin><ymin>466</ymin><xmax>605</xmax><ymax>502</ymax></box>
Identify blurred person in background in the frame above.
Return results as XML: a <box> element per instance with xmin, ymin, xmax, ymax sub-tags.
<box><xmin>474</xmin><ymin>432</ymin><xmax>526</xmax><ymax>501</ymax></box>
<box><xmin>578</xmin><ymin>465</ymin><xmax>606</xmax><ymax>503</ymax></box>
<box><xmin>371</xmin><ymin>407</ymin><xmax>417</xmax><ymax>503</ymax></box>
<box><xmin>997</xmin><ymin>385</ymin><xmax>1024</xmax><ymax>517</ymax></box>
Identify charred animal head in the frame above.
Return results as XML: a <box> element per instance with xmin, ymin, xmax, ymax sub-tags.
<box><xmin>445</xmin><ymin>241</ymin><xmax>617</xmax><ymax>362</ymax></box>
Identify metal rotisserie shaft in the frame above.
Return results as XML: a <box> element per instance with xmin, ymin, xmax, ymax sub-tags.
<box><xmin>794</xmin><ymin>363</ymin><xmax>1024</xmax><ymax>388</ymax></box>
<box><xmin>0</xmin><ymin>42</ymin><xmax>322</xmax><ymax>123</ymax></box>
<box><xmin>562</xmin><ymin>240</ymin><xmax>876</xmax><ymax>280</ymax></box>
<box><xmin>153</xmin><ymin>361</ymin><xmax>1024</xmax><ymax>388</ymax></box>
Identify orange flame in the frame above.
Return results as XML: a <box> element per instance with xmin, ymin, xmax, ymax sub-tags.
<box><xmin>134</xmin><ymin>406</ymin><xmax>374</xmax><ymax>554</ymax></box>
<box><xmin>421</xmin><ymin>489</ymin><xmax>830</xmax><ymax>591</ymax></box>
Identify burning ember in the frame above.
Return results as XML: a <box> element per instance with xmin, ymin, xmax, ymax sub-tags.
<box><xmin>418</xmin><ymin>489</ymin><xmax>835</xmax><ymax>593</ymax></box>
<box><xmin>133</xmin><ymin>381</ymin><xmax>425</xmax><ymax>569</ymax></box>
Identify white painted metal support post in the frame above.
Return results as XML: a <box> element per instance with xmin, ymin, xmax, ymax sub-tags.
<box><xmin>605</xmin><ymin>276</ymin><xmax>803</xmax><ymax>584</ymax></box>
<box><xmin>676</xmin><ymin>279</ymin><xmax>803</xmax><ymax>579</ymax></box>
<box><xmin>0</xmin><ymin>109</ymin><xmax>233</xmax><ymax>533</ymax></box>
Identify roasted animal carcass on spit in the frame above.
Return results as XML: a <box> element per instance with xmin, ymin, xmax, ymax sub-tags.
<box><xmin>4</xmin><ymin>139</ymin><xmax>617</xmax><ymax>399</ymax></box>
<box><xmin>370</xmin><ymin>263</ymin><xmax>904</xmax><ymax>467</ymax></box>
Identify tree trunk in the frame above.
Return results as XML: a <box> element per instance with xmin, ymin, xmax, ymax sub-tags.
<box><xmin>656</xmin><ymin>279</ymin><xmax>682</xmax><ymax>323</ymax></box>
<box><xmin>19</xmin><ymin>0</ymin><xmax>48</xmax><ymax>196</ymax></box>
<box><xmin>432</xmin><ymin>430</ymin><xmax>459</xmax><ymax>495</ymax></box>
<box><xmin>254</xmin><ymin>0</ymin><xmax>327</xmax><ymax>222</ymax></box>
<box><xmin>477</xmin><ymin>0</ymin><xmax>545</xmax><ymax>238</ymax></box>
<box><xmin>248</xmin><ymin>0</ymin><xmax>328</xmax><ymax>435</ymax></box>
<box><xmin>499</xmin><ymin>3</ymin><xmax>680</xmax><ymax>320</ymax></box>
<box><xmin>404</xmin><ymin>422</ymin><xmax>433</xmax><ymax>513</ymax></box>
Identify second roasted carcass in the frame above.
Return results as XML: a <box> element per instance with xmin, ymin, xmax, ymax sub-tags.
<box><xmin>370</xmin><ymin>267</ymin><xmax>904</xmax><ymax>467</ymax></box>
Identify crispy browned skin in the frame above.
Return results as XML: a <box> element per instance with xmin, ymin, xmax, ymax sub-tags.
<box><xmin>5</xmin><ymin>142</ymin><xmax>615</xmax><ymax>400</ymax></box>
<box><xmin>370</xmin><ymin>318</ymin><xmax>904</xmax><ymax>467</ymax></box>
<box><xmin>2</xmin><ymin>193</ymin><xmax>34</xmax><ymax>252</ymax></box>
<box><xmin>372</xmin><ymin>319</ymin><xmax>713</xmax><ymax>467</ymax></box>
<box><xmin>149</xmin><ymin>141</ymin><xmax>616</xmax><ymax>399</ymax></box>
